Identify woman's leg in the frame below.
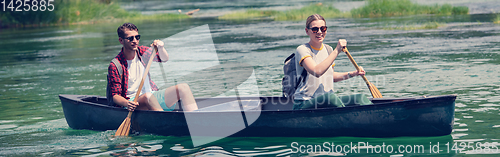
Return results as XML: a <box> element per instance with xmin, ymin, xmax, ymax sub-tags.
<box><xmin>339</xmin><ymin>94</ymin><xmax>373</xmax><ymax>106</ymax></box>
<box><xmin>162</xmin><ymin>83</ymin><xmax>198</xmax><ymax>111</ymax></box>
<box><xmin>294</xmin><ymin>93</ymin><xmax>344</xmax><ymax>110</ymax></box>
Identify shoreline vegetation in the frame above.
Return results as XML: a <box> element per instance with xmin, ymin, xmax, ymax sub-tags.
<box><xmin>0</xmin><ymin>0</ymin><xmax>189</xmax><ymax>28</ymax></box>
<box><xmin>218</xmin><ymin>3</ymin><xmax>349</xmax><ymax>21</ymax></box>
<box><xmin>382</xmin><ymin>22</ymin><xmax>445</xmax><ymax>30</ymax></box>
<box><xmin>351</xmin><ymin>0</ymin><xmax>468</xmax><ymax>18</ymax></box>
<box><xmin>0</xmin><ymin>0</ymin><xmax>473</xmax><ymax>28</ymax></box>
<box><xmin>219</xmin><ymin>0</ymin><xmax>468</xmax><ymax>20</ymax></box>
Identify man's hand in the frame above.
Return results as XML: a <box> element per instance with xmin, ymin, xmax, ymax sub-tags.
<box><xmin>150</xmin><ymin>39</ymin><xmax>164</xmax><ymax>49</ymax></box>
<box><xmin>126</xmin><ymin>101</ymin><xmax>139</xmax><ymax>111</ymax></box>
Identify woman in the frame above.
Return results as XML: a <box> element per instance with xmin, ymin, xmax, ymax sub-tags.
<box><xmin>293</xmin><ymin>14</ymin><xmax>372</xmax><ymax>110</ymax></box>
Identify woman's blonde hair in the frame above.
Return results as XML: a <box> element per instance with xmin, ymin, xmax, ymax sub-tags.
<box><xmin>306</xmin><ymin>14</ymin><xmax>326</xmax><ymax>28</ymax></box>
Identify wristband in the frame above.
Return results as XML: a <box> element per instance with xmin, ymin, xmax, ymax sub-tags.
<box><xmin>347</xmin><ymin>72</ymin><xmax>354</xmax><ymax>78</ymax></box>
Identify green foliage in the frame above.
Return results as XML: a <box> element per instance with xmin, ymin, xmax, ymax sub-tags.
<box><xmin>383</xmin><ymin>22</ymin><xmax>444</xmax><ymax>30</ymax></box>
<box><xmin>0</xmin><ymin>0</ymin><xmax>472</xmax><ymax>28</ymax></box>
<box><xmin>219</xmin><ymin>3</ymin><xmax>347</xmax><ymax>21</ymax></box>
<box><xmin>56</xmin><ymin>0</ymin><xmax>135</xmax><ymax>23</ymax></box>
<box><xmin>1</xmin><ymin>0</ymin><xmax>189</xmax><ymax>28</ymax></box>
<box><xmin>452</xmin><ymin>6</ymin><xmax>469</xmax><ymax>15</ymax></box>
<box><xmin>351</xmin><ymin>0</ymin><xmax>469</xmax><ymax>18</ymax></box>
<box><xmin>274</xmin><ymin>3</ymin><xmax>345</xmax><ymax>21</ymax></box>
<box><xmin>218</xmin><ymin>9</ymin><xmax>280</xmax><ymax>20</ymax></box>
<box><xmin>0</xmin><ymin>0</ymin><xmax>63</xmax><ymax>26</ymax></box>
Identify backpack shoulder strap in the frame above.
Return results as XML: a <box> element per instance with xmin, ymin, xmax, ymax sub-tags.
<box><xmin>297</xmin><ymin>63</ymin><xmax>307</xmax><ymax>86</ymax></box>
<box><xmin>297</xmin><ymin>43</ymin><xmax>313</xmax><ymax>87</ymax></box>
<box><xmin>107</xmin><ymin>58</ymin><xmax>123</xmax><ymax>106</ymax></box>
<box><xmin>284</xmin><ymin>53</ymin><xmax>295</xmax><ymax>63</ymax></box>
<box><xmin>111</xmin><ymin>58</ymin><xmax>123</xmax><ymax>78</ymax></box>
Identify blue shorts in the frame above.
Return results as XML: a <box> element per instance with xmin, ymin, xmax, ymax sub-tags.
<box><xmin>129</xmin><ymin>89</ymin><xmax>177</xmax><ymax>111</ymax></box>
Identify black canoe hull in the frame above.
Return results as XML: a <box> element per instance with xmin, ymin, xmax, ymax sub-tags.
<box><xmin>59</xmin><ymin>94</ymin><xmax>456</xmax><ymax>137</ymax></box>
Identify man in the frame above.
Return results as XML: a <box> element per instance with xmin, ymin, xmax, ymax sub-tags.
<box><xmin>107</xmin><ymin>23</ymin><xmax>198</xmax><ymax>112</ymax></box>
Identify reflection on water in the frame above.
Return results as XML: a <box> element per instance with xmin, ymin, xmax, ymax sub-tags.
<box><xmin>65</xmin><ymin>135</ymin><xmax>456</xmax><ymax>156</ymax></box>
<box><xmin>1</xmin><ymin>0</ymin><xmax>500</xmax><ymax>156</ymax></box>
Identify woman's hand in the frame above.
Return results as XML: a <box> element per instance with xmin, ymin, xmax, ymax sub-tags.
<box><xmin>336</xmin><ymin>39</ymin><xmax>347</xmax><ymax>53</ymax></box>
<box><xmin>352</xmin><ymin>66</ymin><xmax>366</xmax><ymax>77</ymax></box>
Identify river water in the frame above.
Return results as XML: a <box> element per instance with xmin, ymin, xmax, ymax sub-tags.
<box><xmin>1</xmin><ymin>0</ymin><xmax>500</xmax><ymax>156</ymax></box>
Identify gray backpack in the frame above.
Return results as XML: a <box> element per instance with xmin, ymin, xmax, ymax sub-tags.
<box><xmin>282</xmin><ymin>43</ymin><xmax>333</xmax><ymax>98</ymax></box>
<box><xmin>106</xmin><ymin>58</ymin><xmax>123</xmax><ymax>106</ymax></box>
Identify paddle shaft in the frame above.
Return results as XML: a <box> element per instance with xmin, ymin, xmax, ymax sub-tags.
<box><xmin>342</xmin><ymin>48</ymin><xmax>383</xmax><ymax>98</ymax></box>
<box><xmin>116</xmin><ymin>47</ymin><xmax>158</xmax><ymax>136</ymax></box>
<box><xmin>342</xmin><ymin>48</ymin><xmax>370</xmax><ymax>84</ymax></box>
<box><xmin>132</xmin><ymin>47</ymin><xmax>157</xmax><ymax>103</ymax></box>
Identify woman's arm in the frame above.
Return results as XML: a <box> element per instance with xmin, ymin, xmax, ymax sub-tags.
<box><xmin>333</xmin><ymin>67</ymin><xmax>366</xmax><ymax>82</ymax></box>
<box><xmin>302</xmin><ymin>39</ymin><xmax>346</xmax><ymax>77</ymax></box>
<box><xmin>301</xmin><ymin>48</ymin><xmax>339</xmax><ymax>77</ymax></box>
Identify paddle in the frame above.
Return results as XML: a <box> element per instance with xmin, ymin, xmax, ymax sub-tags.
<box><xmin>115</xmin><ymin>47</ymin><xmax>158</xmax><ymax>136</ymax></box>
<box><xmin>342</xmin><ymin>48</ymin><xmax>383</xmax><ymax>98</ymax></box>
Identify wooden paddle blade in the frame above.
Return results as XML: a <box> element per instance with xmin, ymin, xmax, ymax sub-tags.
<box><xmin>367</xmin><ymin>82</ymin><xmax>383</xmax><ymax>98</ymax></box>
<box><xmin>115</xmin><ymin>111</ymin><xmax>133</xmax><ymax>136</ymax></box>
<box><xmin>115</xmin><ymin>117</ymin><xmax>131</xmax><ymax>136</ymax></box>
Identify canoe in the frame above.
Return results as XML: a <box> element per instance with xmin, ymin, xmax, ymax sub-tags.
<box><xmin>59</xmin><ymin>94</ymin><xmax>456</xmax><ymax>138</ymax></box>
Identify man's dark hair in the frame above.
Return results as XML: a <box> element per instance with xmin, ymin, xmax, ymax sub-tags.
<box><xmin>117</xmin><ymin>23</ymin><xmax>138</xmax><ymax>38</ymax></box>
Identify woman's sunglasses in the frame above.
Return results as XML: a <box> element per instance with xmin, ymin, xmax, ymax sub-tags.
<box><xmin>308</xmin><ymin>26</ymin><xmax>327</xmax><ymax>33</ymax></box>
<box><xmin>122</xmin><ymin>35</ymin><xmax>141</xmax><ymax>41</ymax></box>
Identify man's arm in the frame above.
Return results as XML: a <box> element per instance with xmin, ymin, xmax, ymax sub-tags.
<box><xmin>113</xmin><ymin>95</ymin><xmax>138</xmax><ymax>111</ymax></box>
<box><xmin>151</xmin><ymin>39</ymin><xmax>168</xmax><ymax>62</ymax></box>
<box><xmin>108</xmin><ymin>63</ymin><xmax>139</xmax><ymax>111</ymax></box>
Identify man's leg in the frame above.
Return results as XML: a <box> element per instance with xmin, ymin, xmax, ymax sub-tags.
<box><xmin>162</xmin><ymin>83</ymin><xmax>198</xmax><ymax>111</ymax></box>
<box><xmin>137</xmin><ymin>93</ymin><xmax>163</xmax><ymax>111</ymax></box>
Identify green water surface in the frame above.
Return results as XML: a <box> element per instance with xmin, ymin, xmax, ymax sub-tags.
<box><xmin>1</xmin><ymin>0</ymin><xmax>500</xmax><ymax>156</ymax></box>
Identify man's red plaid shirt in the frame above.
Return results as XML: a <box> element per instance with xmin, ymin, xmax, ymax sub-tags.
<box><xmin>107</xmin><ymin>46</ymin><xmax>163</xmax><ymax>103</ymax></box>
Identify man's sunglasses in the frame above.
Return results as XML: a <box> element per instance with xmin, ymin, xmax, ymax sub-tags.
<box><xmin>308</xmin><ymin>26</ymin><xmax>327</xmax><ymax>33</ymax></box>
<box><xmin>122</xmin><ymin>35</ymin><xmax>141</xmax><ymax>41</ymax></box>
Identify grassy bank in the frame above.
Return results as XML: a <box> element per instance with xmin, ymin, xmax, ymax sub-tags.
<box><xmin>220</xmin><ymin>0</ymin><xmax>469</xmax><ymax>21</ymax></box>
<box><xmin>351</xmin><ymin>0</ymin><xmax>469</xmax><ymax>18</ymax></box>
<box><xmin>219</xmin><ymin>3</ymin><xmax>348</xmax><ymax>21</ymax></box>
<box><xmin>383</xmin><ymin>22</ymin><xmax>445</xmax><ymax>30</ymax></box>
<box><xmin>1</xmin><ymin>0</ymin><xmax>472</xmax><ymax>28</ymax></box>
<box><xmin>0</xmin><ymin>0</ymin><xmax>189</xmax><ymax>28</ymax></box>
<box><xmin>274</xmin><ymin>3</ymin><xmax>348</xmax><ymax>21</ymax></box>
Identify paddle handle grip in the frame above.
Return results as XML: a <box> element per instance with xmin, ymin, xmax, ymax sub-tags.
<box><xmin>342</xmin><ymin>48</ymin><xmax>370</xmax><ymax>84</ymax></box>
